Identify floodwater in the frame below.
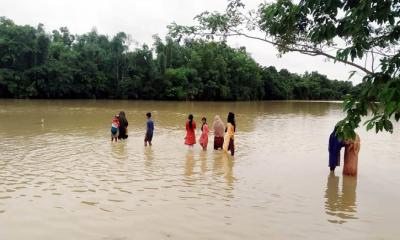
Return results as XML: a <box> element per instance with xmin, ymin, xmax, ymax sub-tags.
<box><xmin>0</xmin><ymin>100</ymin><xmax>399</xmax><ymax>240</ymax></box>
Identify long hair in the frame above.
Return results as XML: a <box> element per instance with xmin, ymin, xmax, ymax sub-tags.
<box><xmin>201</xmin><ymin>117</ymin><xmax>207</xmax><ymax>131</ymax></box>
<box><xmin>227</xmin><ymin>112</ymin><xmax>236</xmax><ymax>132</ymax></box>
<box><xmin>188</xmin><ymin>114</ymin><xmax>194</xmax><ymax>129</ymax></box>
<box><xmin>119</xmin><ymin>111</ymin><xmax>127</xmax><ymax>126</ymax></box>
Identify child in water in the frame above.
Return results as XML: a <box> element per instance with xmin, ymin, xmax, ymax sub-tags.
<box><xmin>185</xmin><ymin>114</ymin><xmax>196</xmax><ymax>146</ymax></box>
<box><xmin>111</xmin><ymin>114</ymin><xmax>120</xmax><ymax>142</ymax></box>
<box><xmin>144</xmin><ymin>112</ymin><xmax>154</xmax><ymax>146</ymax></box>
<box><xmin>199</xmin><ymin>117</ymin><xmax>209</xmax><ymax>151</ymax></box>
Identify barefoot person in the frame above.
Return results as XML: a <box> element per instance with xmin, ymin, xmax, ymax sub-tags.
<box><xmin>199</xmin><ymin>117</ymin><xmax>209</xmax><ymax>151</ymax></box>
<box><xmin>212</xmin><ymin>115</ymin><xmax>225</xmax><ymax>150</ymax></box>
<box><xmin>328</xmin><ymin>127</ymin><xmax>345</xmax><ymax>172</ymax></box>
<box><xmin>144</xmin><ymin>112</ymin><xmax>154</xmax><ymax>147</ymax></box>
<box><xmin>343</xmin><ymin>133</ymin><xmax>361</xmax><ymax>176</ymax></box>
<box><xmin>223</xmin><ymin>112</ymin><xmax>236</xmax><ymax>156</ymax></box>
<box><xmin>185</xmin><ymin>114</ymin><xmax>196</xmax><ymax>147</ymax></box>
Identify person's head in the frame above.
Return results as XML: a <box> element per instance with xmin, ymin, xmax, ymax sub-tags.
<box><xmin>227</xmin><ymin>112</ymin><xmax>235</xmax><ymax>123</ymax></box>
<box><xmin>119</xmin><ymin>111</ymin><xmax>126</xmax><ymax>122</ymax></box>
<box><xmin>201</xmin><ymin>117</ymin><xmax>207</xmax><ymax>131</ymax></box>
<box><xmin>202</xmin><ymin>117</ymin><xmax>207</xmax><ymax>124</ymax></box>
<box><xmin>188</xmin><ymin>114</ymin><xmax>194</xmax><ymax>129</ymax></box>
<box><xmin>114</xmin><ymin>114</ymin><xmax>119</xmax><ymax>120</ymax></box>
<box><xmin>146</xmin><ymin>112</ymin><xmax>151</xmax><ymax>118</ymax></box>
<box><xmin>227</xmin><ymin>112</ymin><xmax>236</xmax><ymax>131</ymax></box>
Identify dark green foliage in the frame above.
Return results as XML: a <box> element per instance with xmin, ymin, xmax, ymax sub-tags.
<box><xmin>0</xmin><ymin>17</ymin><xmax>354</xmax><ymax>101</ymax></box>
<box><xmin>168</xmin><ymin>0</ymin><xmax>400</xmax><ymax>138</ymax></box>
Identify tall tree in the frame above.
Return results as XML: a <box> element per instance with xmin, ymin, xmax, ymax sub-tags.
<box><xmin>168</xmin><ymin>0</ymin><xmax>400</xmax><ymax>139</ymax></box>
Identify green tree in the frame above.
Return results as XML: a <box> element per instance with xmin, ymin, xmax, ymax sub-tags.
<box><xmin>0</xmin><ymin>16</ymin><xmax>357</xmax><ymax>104</ymax></box>
<box><xmin>169</xmin><ymin>0</ymin><xmax>400</xmax><ymax>139</ymax></box>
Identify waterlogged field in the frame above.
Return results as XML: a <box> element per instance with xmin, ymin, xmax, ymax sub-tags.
<box><xmin>0</xmin><ymin>100</ymin><xmax>399</xmax><ymax>240</ymax></box>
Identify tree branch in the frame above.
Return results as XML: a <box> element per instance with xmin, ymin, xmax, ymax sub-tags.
<box><xmin>227</xmin><ymin>30</ymin><xmax>374</xmax><ymax>75</ymax></box>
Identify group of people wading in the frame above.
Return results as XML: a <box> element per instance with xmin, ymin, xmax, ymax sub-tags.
<box><xmin>111</xmin><ymin>111</ymin><xmax>236</xmax><ymax>156</ymax></box>
<box><xmin>328</xmin><ymin>127</ymin><xmax>361</xmax><ymax>176</ymax></box>
<box><xmin>111</xmin><ymin>111</ymin><xmax>361</xmax><ymax>174</ymax></box>
<box><xmin>184</xmin><ymin>112</ymin><xmax>236</xmax><ymax>156</ymax></box>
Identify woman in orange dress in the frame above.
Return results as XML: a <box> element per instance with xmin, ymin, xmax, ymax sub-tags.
<box><xmin>185</xmin><ymin>114</ymin><xmax>196</xmax><ymax>146</ymax></box>
<box><xmin>343</xmin><ymin>133</ymin><xmax>361</xmax><ymax>176</ymax></box>
<box><xmin>223</xmin><ymin>112</ymin><xmax>236</xmax><ymax>156</ymax></box>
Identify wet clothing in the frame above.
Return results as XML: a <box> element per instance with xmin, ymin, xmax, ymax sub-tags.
<box><xmin>199</xmin><ymin>123</ymin><xmax>209</xmax><ymax>149</ymax></box>
<box><xmin>328</xmin><ymin>128</ymin><xmax>344</xmax><ymax>171</ymax></box>
<box><xmin>343</xmin><ymin>134</ymin><xmax>360</xmax><ymax>176</ymax></box>
<box><xmin>111</xmin><ymin>127</ymin><xmax>119</xmax><ymax>137</ymax></box>
<box><xmin>145</xmin><ymin>131</ymin><xmax>153</xmax><ymax>142</ymax></box>
<box><xmin>213</xmin><ymin>115</ymin><xmax>225</xmax><ymax>150</ymax></box>
<box><xmin>118</xmin><ymin>118</ymin><xmax>128</xmax><ymax>140</ymax></box>
<box><xmin>185</xmin><ymin>120</ymin><xmax>196</xmax><ymax>145</ymax></box>
<box><xmin>223</xmin><ymin>123</ymin><xmax>235</xmax><ymax>156</ymax></box>
<box><xmin>147</xmin><ymin>119</ymin><xmax>154</xmax><ymax>134</ymax></box>
<box><xmin>212</xmin><ymin>116</ymin><xmax>225</xmax><ymax>138</ymax></box>
<box><xmin>145</xmin><ymin>119</ymin><xmax>154</xmax><ymax>142</ymax></box>
<box><xmin>111</xmin><ymin>117</ymin><xmax>120</xmax><ymax>137</ymax></box>
<box><xmin>214</xmin><ymin>136</ymin><xmax>224</xmax><ymax>150</ymax></box>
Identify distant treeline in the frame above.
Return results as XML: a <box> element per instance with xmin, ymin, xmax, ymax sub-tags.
<box><xmin>0</xmin><ymin>17</ymin><xmax>359</xmax><ymax>100</ymax></box>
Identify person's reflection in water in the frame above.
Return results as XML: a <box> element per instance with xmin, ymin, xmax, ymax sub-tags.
<box><xmin>221</xmin><ymin>153</ymin><xmax>235</xmax><ymax>187</ymax></box>
<box><xmin>211</xmin><ymin>152</ymin><xmax>235</xmax><ymax>187</ymax></box>
<box><xmin>144</xmin><ymin>147</ymin><xmax>154</xmax><ymax>170</ymax></box>
<box><xmin>184</xmin><ymin>150</ymin><xmax>196</xmax><ymax>177</ymax></box>
<box><xmin>199</xmin><ymin>150</ymin><xmax>208</xmax><ymax>174</ymax></box>
<box><xmin>110</xmin><ymin>141</ymin><xmax>128</xmax><ymax>161</ymax></box>
<box><xmin>325</xmin><ymin>173</ymin><xmax>358</xmax><ymax>224</ymax></box>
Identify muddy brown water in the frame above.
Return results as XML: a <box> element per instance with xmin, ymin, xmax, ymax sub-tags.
<box><xmin>0</xmin><ymin>100</ymin><xmax>399</xmax><ymax>239</ymax></box>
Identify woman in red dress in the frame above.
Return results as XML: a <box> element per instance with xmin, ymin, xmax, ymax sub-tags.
<box><xmin>185</xmin><ymin>114</ymin><xmax>196</xmax><ymax>146</ymax></box>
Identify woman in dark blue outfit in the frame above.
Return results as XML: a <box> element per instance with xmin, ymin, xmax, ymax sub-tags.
<box><xmin>328</xmin><ymin>127</ymin><xmax>345</xmax><ymax>172</ymax></box>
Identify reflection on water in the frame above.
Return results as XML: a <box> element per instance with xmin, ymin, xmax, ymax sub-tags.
<box><xmin>325</xmin><ymin>173</ymin><xmax>358</xmax><ymax>224</ymax></box>
<box><xmin>110</xmin><ymin>141</ymin><xmax>128</xmax><ymax>160</ymax></box>
<box><xmin>0</xmin><ymin>100</ymin><xmax>400</xmax><ymax>239</ymax></box>
<box><xmin>199</xmin><ymin>151</ymin><xmax>208</xmax><ymax>174</ymax></box>
<box><xmin>144</xmin><ymin>147</ymin><xmax>154</xmax><ymax>169</ymax></box>
<box><xmin>184</xmin><ymin>150</ymin><xmax>196</xmax><ymax>178</ymax></box>
<box><xmin>222</xmin><ymin>153</ymin><xmax>235</xmax><ymax>187</ymax></box>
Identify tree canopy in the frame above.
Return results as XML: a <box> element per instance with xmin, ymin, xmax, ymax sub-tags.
<box><xmin>168</xmin><ymin>0</ymin><xmax>400</xmax><ymax>138</ymax></box>
<box><xmin>0</xmin><ymin>16</ymin><xmax>356</xmax><ymax>102</ymax></box>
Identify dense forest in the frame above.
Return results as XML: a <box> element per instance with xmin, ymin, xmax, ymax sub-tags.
<box><xmin>0</xmin><ymin>17</ymin><xmax>358</xmax><ymax>100</ymax></box>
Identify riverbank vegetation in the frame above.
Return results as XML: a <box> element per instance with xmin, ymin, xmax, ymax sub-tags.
<box><xmin>169</xmin><ymin>0</ymin><xmax>400</xmax><ymax>137</ymax></box>
<box><xmin>0</xmin><ymin>16</ymin><xmax>356</xmax><ymax>100</ymax></box>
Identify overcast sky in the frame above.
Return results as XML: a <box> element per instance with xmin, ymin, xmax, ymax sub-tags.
<box><xmin>1</xmin><ymin>0</ymin><xmax>364</xmax><ymax>82</ymax></box>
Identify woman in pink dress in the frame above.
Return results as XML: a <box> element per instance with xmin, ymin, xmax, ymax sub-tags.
<box><xmin>199</xmin><ymin>117</ymin><xmax>209</xmax><ymax>151</ymax></box>
<box><xmin>185</xmin><ymin>114</ymin><xmax>196</xmax><ymax>146</ymax></box>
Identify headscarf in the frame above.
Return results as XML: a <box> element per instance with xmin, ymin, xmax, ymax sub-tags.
<box><xmin>212</xmin><ymin>115</ymin><xmax>225</xmax><ymax>137</ymax></box>
<box><xmin>328</xmin><ymin>127</ymin><xmax>345</xmax><ymax>169</ymax></box>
